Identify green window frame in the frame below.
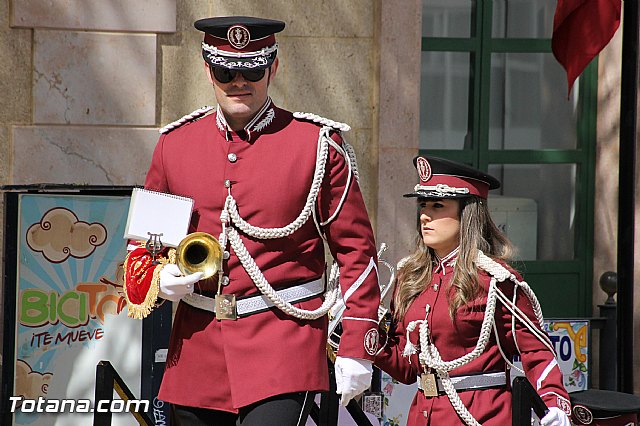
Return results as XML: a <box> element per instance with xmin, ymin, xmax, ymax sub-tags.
<box><xmin>419</xmin><ymin>1</ymin><xmax>596</xmax><ymax>317</ymax></box>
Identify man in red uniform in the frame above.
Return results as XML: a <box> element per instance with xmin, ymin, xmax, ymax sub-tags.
<box><xmin>123</xmin><ymin>16</ymin><xmax>381</xmax><ymax>426</ymax></box>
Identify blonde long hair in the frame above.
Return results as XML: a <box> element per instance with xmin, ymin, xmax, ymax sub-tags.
<box><xmin>393</xmin><ymin>196</ymin><xmax>513</xmax><ymax>320</ymax></box>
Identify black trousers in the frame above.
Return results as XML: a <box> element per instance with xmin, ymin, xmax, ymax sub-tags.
<box><xmin>171</xmin><ymin>391</ymin><xmax>316</xmax><ymax>426</ymax></box>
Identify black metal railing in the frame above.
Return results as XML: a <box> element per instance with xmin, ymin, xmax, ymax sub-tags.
<box><xmin>512</xmin><ymin>376</ymin><xmax>549</xmax><ymax>426</ymax></box>
<box><xmin>310</xmin><ymin>361</ymin><xmax>377</xmax><ymax>426</ymax></box>
<box><xmin>93</xmin><ymin>360</ymin><xmax>154</xmax><ymax>426</ymax></box>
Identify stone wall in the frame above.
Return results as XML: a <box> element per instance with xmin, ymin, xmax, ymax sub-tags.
<box><xmin>2</xmin><ymin>0</ymin><xmax>391</xmax><ymax>212</ymax></box>
<box><xmin>376</xmin><ymin>0</ymin><xmax>422</xmax><ymax>262</ymax></box>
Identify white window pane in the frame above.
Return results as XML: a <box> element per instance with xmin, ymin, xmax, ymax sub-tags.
<box><xmin>423</xmin><ymin>0</ymin><xmax>475</xmax><ymax>37</ymax></box>
<box><xmin>489</xmin><ymin>53</ymin><xmax>578</xmax><ymax>150</ymax></box>
<box><xmin>489</xmin><ymin>163</ymin><xmax>576</xmax><ymax>260</ymax></box>
<box><xmin>420</xmin><ymin>51</ymin><xmax>472</xmax><ymax>149</ymax></box>
<box><xmin>492</xmin><ymin>0</ymin><xmax>555</xmax><ymax>38</ymax></box>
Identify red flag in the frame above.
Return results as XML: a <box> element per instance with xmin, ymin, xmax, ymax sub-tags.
<box><xmin>552</xmin><ymin>0</ymin><xmax>622</xmax><ymax>96</ymax></box>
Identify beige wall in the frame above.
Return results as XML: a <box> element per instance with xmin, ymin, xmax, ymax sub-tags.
<box><xmin>0</xmin><ymin>0</ymin><xmax>377</xmax><ymax>193</ymax></box>
<box><xmin>2</xmin><ymin>0</ymin><xmax>386</xmax><ymax>211</ymax></box>
<box><xmin>594</xmin><ymin>30</ymin><xmax>621</xmax><ymax>316</ymax></box>
<box><xmin>376</xmin><ymin>1</ymin><xmax>422</xmax><ymax>261</ymax></box>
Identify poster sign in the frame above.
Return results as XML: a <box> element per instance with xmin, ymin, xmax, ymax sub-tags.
<box><xmin>380</xmin><ymin>377</ymin><xmax>417</xmax><ymax>426</ymax></box>
<box><xmin>11</xmin><ymin>194</ymin><xmax>142</xmax><ymax>425</ymax></box>
<box><xmin>513</xmin><ymin>319</ymin><xmax>589</xmax><ymax>393</ymax></box>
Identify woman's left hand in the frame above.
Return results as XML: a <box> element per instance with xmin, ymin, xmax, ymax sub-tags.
<box><xmin>540</xmin><ymin>407</ymin><xmax>571</xmax><ymax>426</ymax></box>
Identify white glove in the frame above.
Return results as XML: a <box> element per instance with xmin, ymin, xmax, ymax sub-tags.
<box><xmin>158</xmin><ymin>263</ymin><xmax>203</xmax><ymax>302</ymax></box>
<box><xmin>334</xmin><ymin>356</ymin><xmax>373</xmax><ymax>407</ymax></box>
<box><xmin>540</xmin><ymin>407</ymin><xmax>571</xmax><ymax>426</ymax></box>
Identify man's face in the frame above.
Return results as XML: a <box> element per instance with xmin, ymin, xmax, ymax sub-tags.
<box><xmin>206</xmin><ymin>59</ymin><xmax>278</xmax><ymax>129</ymax></box>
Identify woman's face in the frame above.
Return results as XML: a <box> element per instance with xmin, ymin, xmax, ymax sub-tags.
<box><xmin>419</xmin><ymin>198</ymin><xmax>461</xmax><ymax>258</ymax></box>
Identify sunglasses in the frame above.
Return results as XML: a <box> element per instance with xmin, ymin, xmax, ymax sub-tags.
<box><xmin>211</xmin><ymin>67</ymin><xmax>267</xmax><ymax>84</ymax></box>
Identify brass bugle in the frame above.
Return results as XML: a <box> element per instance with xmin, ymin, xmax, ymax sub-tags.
<box><xmin>175</xmin><ymin>232</ymin><xmax>223</xmax><ymax>279</ymax></box>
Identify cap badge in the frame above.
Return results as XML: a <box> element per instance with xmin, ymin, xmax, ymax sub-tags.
<box><xmin>416</xmin><ymin>156</ymin><xmax>432</xmax><ymax>183</ymax></box>
<box><xmin>227</xmin><ymin>25</ymin><xmax>250</xmax><ymax>49</ymax></box>
<box><xmin>572</xmin><ymin>404</ymin><xmax>592</xmax><ymax>424</ymax></box>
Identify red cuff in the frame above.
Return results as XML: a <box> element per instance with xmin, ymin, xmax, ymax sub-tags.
<box><xmin>337</xmin><ymin>318</ymin><xmax>380</xmax><ymax>361</ymax></box>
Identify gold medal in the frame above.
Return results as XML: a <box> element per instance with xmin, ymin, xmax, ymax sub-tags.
<box><xmin>215</xmin><ymin>294</ymin><xmax>237</xmax><ymax>320</ymax></box>
<box><xmin>420</xmin><ymin>373</ymin><xmax>439</xmax><ymax>397</ymax></box>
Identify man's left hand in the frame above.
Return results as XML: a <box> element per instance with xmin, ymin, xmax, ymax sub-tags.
<box><xmin>334</xmin><ymin>356</ymin><xmax>373</xmax><ymax>407</ymax></box>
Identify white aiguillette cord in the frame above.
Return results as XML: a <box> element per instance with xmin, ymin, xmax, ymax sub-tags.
<box><xmin>403</xmin><ymin>251</ymin><xmax>549</xmax><ymax>426</ymax></box>
<box><xmin>216</xmin><ymin>126</ymin><xmax>358</xmax><ymax>319</ymax></box>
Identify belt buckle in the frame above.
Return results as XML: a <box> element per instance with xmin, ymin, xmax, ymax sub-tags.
<box><xmin>420</xmin><ymin>373</ymin><xmax>439</xmax><ymax>398</ymax></box>
<box><xmin>215</xmin><ymin>294</ymin><xmax>237</xmax><ymax>320</ymax></box>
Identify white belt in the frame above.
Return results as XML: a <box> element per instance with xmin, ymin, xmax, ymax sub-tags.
<box><xmin>417</xmin><ymin>371</ymin><xmax>507</xmax><ymax>394</ymax></box>
<box><xmin>181</xmin><ymin>278</ymin><xmax>324</xmax><ymax>317</ymax></box>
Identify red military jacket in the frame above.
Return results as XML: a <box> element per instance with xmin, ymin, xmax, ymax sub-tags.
<box><xmin>124</xmin><ymin>98</ymin><xmax>380</xmax><ymax>412</ymax></box>
<box><xmin>376</xmin><ymin>251</ymin><xmax>571</xmax><ymax>425</ymax></box>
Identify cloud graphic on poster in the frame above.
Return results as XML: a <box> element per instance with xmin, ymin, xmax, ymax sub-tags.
<box><xmin>15</xmin><ymin>359</ymin><xmax>53</xmax><ymax>401</ymax></box>
<box><xmin>26</xmin><ymin>208</ymin><xmax>107</xmax><ymax>263</ymax></box>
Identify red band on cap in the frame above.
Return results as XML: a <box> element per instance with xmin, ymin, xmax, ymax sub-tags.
<box><xmin>204</xmin><ymin>33</ymin><xmax>276</xmax><ymax>54</ymax></box>
<box><xmin>418</xmin><ymin>174</ymin><xmax>490</xmax><ymax>198</ymax></box>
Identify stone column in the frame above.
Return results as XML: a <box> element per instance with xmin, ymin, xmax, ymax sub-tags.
<box><xmin>376</xmin><ymin>0</ymin><xmax>422</xmax><ymax>264</ymax></box>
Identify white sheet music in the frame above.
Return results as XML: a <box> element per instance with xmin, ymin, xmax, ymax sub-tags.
<box><xmin>124</xmin><ymin>188</ymin><xmax>194</xmax><ymax>247</ymax></box>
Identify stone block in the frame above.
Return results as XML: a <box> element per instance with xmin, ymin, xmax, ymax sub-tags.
<box><xmin>349</xmin><ymin>129</ymin><xmax>377</xmax><ymax>222</ymax></box>
<box><xmin>160</xmin><ymin>32</ymin><xmax>215</xmax><ymax>124</ymax></box>
<box><xmin>12</xmin><ymin>126</ymin><xmax>159</xmax><ymax>185</ymax></box>
<box><xmin>0</xmin><ymin>125</ymin><xmax>8</xmax><ymax>184</ymax></box>
<box><xmin>175</xmin><ymin>0</ymin><xmax>212</xmax><ymax>33</ymax></box>
<box><xmin>12</xmin><ymin>0</ymin><xmax>176</xmax><ymax>32</ymax></box>
<box><xmin>377</xmin><ymin>147</ymin><xmax>418</xmax><ymax>258</ymax></box>
<box><xmin>0</xmin><ymin>28</ymin><xmax>31</xmax><ymax>123</ymax></box>
<box><xmin>210</xmin><ymin>0</ymin><xmax>373</xmax><ymax>37</ymax></box>
<box><xmin>1</xmin><ymin>0</ymin><xmax>9</xmax><ymax>29</ymax></box>
<box><xmin>33</xmin><ymin>31</ymin><xmax>156</xmax><ymax>126</ymax></box>
<box><xmin>378</xmin><ymin>0</ymin><xmax>421</xmax><ymax>150</ymax></box>
<box><xmin>277</xmin><ymin>37</ymin><xmax>374</xmax><ymax>130</ymax></box>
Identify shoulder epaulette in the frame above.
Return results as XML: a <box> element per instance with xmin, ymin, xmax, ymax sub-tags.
<box><xmin>293</xmin><ymin>112</ymin><xmax>351</xmax><ymax>132</ymax></box>
<box><xmin>159</xmin><ymin>106</ymin><xmax>214</xmax><ymax>134</ymax></box>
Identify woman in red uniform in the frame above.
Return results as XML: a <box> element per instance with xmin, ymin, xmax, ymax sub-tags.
<box><xmin>376</xmin><ymin>155</ymin><xmax>572</xmax><ymax>426</ymax></box>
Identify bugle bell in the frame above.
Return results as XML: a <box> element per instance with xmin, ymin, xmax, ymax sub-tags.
<box><xmin>175</xmin><ymin>232</ymin><xmax>223</xmax><ymax>279</ymax></box>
